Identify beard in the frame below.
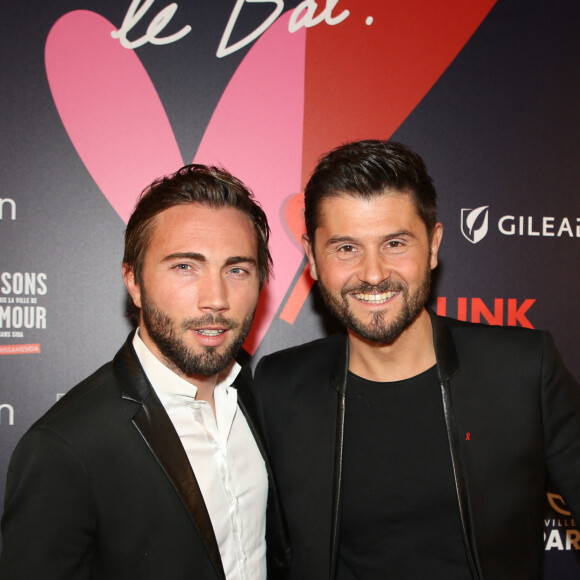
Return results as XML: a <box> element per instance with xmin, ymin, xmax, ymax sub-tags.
<box><xmin>140</xmin><ymin>290</ymin><xmax>254</xmax><ymax>377</ymax></box>
<box><xmin>317</xmin><ymin>261</ymin><xmax>432</xmax><ymax>345</ymax></box>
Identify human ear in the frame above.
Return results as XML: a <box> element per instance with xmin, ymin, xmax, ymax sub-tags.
<box><xmin>302</xmin><ymin>235</ymin><xmax>318</xmax><ymax>280</ymax></box>
<box><xmin>429</xmin><ymin>223</ymin><xmax>443</xmax><ymax>269</ymax></box>
<box><xmin>122</xmin><ymin>264</ymin><xmax>142</xmax><ymax>308</ymax></box>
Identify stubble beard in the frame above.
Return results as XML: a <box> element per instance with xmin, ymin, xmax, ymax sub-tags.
<box><xmin>317</xmin><ymin>261</ymin><xmax>432</xmax><ymax>345</ymax></box>
<box><xmin>140</xmin><ymin>289</ymin><xmax>255</xmax><ymax>377</ymax></box>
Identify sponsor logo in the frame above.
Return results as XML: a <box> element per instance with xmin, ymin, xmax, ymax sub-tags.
<box><xmin>461</xmin><ymin>206</ymin><xmax>489</xmax><ymax>244</ymax></box>
<box><xmin>0</xmin><ymin>198</ymin><xmax>16</xmax><ymax>221</ymax></box>
<box><xmin>0</xmin><ymin>273</ymin><xmax>48</xmax><ymax>335</ymax></box>
<box><xmin>460</xmin><ymin>207</ymin><xmax>580</xmax><ymax>243</ymax></box>
<box><xmin>0</xmin><ymin>403</ymin><xmax>14</xmax><ymax>425</ymax></box>
<box><xmin>0</xmin><ymin>272</ymin><xmax>47</xmax><ymax>295</ymax></box>
<box><xmin>0</xmin><ymin>308</ymin><xmax>47</xmax><ymax>330</ymax></box>
<box><xmin>544</xmin><ymin>493</ymin><xmax>579</xmax><ymax>551</ymax></box>
<box><xmin>548</xmin><ymin>493</ymin><xmax>572</xmax><ymax>516</ymax></box>
<box><xmin>435</xmin><ymin>297</ymin><xmax>535</xmax><ymax>328</ymax></box>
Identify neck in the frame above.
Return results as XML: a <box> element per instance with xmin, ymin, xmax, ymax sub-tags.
<box><xmin>348</xmin><ymin>308</ymin><xmax>436</xmax><ymax>382</ymax></box>
<box><xmin>137</xmin><ymin>326</ymin><xmax>230</xmax><ymax>416</ymax></box>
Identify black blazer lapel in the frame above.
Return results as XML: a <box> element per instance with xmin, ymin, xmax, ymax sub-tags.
<box><xmin>132</xmin><ymin>391</ymin><xmax>226</xmax><ymax>580</ymax></box>
<box><xmin>429</xmin><ymin>309</ymin><xmax>483</xmax><ymax>580</ymax></box>
<box><xmin>114</xmin><ymin>335</ymin><xmax>226</xmax><ymax>580</ymax></box>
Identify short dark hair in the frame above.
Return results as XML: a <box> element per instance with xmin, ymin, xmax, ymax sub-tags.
<box><xmin>123</xmin><ymin>164</ymin><xmax>272</xmax><ymax>321</ymax></box>
<box><xmin>304</xmin><ymin>140</ymin><xmax>438</xmax><ymax>241</ymax></box>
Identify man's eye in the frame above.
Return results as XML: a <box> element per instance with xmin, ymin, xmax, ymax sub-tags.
<box><xmin>338</xmin><ymin>245</ymin><xmax>356</xmax><ymax>253</ymax></box>
<box><xmin>175</xmin><ymin>264</ymin><xmax>191</xmax><ymax>270</ymax></box>
<box><xmin>386</xmin><ymin>240</ymin><xmax>403</xmax><ymax>248</ymax></box>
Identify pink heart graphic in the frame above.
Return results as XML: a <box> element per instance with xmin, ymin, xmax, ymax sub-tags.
<box><xmin>45</xmin><ymin>10</ymin><xmax>305</xmax><ymax>353</ymax></box>
<box><xmin>46</xmin><ymin>2</ymin><xmax>498</xmax><ymax>350</ymax></box>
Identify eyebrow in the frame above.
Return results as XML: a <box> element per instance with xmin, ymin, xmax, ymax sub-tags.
<box><xmin>162</xmin><ymin>252</ymin><xmax>206</xmax><ymax>263</ymax></box>
<box><xmin>161</xmin><ymin>252</ymin><xmax>257</xmax><ymax>267</ymax></box>
<box><xmin>326</xmin><ymin>230</ymin><xmax>415</xmax><ymax>246</ymax></box>
<box><xmin>224</xmin><ymin>256</ymin><xmax>258</xmax><ymax>268</ymax></box>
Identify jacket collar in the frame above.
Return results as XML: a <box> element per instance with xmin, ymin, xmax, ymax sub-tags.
<box><xmin>328</xmin><ymin>308</ymin><xmax>460</xmax><ymax>389</ymax></box>
<box><xmin>330</xmin><ymin>334</ymin><xmax>349</xmax><ymax>395</ymax></box>
<box><xmin>113</xmin><ymin>332</ymin><xmax>226</xmax><ymax>580</ymax></box>
<box><xmin>113</xmin><ymin>331</ymin><xmax>151</xmax><ymax>403</ymax></box>
<box><xmin>428</xmin><ymin>307</ymin><xmax>460</xmax><ymax>382</ymax></box>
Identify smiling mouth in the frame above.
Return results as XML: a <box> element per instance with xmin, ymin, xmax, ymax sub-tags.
<box><xmin>195</xmin><ymin>329</ymin><xmax>227</xmax><ymax>336</ymax></box>
<box><xmin>352</xmin><ymin>291</ymin><xmax>398</xmax><ymax>304</ymax></box>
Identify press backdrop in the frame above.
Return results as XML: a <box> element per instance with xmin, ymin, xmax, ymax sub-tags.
<box><xmin>1</xmin><ymin>0</ymin><xmax>579</xmax><ymax>575</ymax></box>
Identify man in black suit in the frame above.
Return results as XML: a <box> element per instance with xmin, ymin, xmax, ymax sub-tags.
<box><xmin>254</xmin><ymin>140</ymin><xmax>580</xmax><ymax>579</ymax></box>
<box><xmin>0</xmin><ymin>165</ymin><xmax>289</xmax><ymax>579</ymax></box>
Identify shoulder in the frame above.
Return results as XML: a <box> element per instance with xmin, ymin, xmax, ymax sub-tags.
<box><xmin>439</xmin><ymin>313</ymin><xmax>548</xmax><ymax>347</ymax></box>
<box><xmin>256</xmin><ymin>334</ymin><xmax>346</xmax><ymax>376</ymax></box>
<box><xmin>32</xmin><ymin>361</ymin><xmax>116</xmax><ymax>429</ymax></box>
<box><xmin>26</xmin><ymin>337</ymin><xmax>142</xmax><ymax>444</ymax></box>
<box><xmin>434</xmin><ymin>314</ymin><xmax>559</xmax><ymax>377</ymax></box>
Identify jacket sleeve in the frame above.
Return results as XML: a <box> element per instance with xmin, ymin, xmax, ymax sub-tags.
<box><xmin>541</xmin><ymin>331</ymin><xmax>580</xmax><ymax>520</ymax></box>
<box><xmin>0</xmin><ymin>428</ymin><xmax>95</xmax><ymax>579</ymax></box>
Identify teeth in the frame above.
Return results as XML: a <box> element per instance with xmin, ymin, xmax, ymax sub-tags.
<box><xmin>353</xmin><ymin>291</ymin><xmax>397</xmax><ymax>304</ymax></box>
<box><xmin>196</xmin><ymin>329</ymin><xmax>225</xmax><ymax>336</ymax></box>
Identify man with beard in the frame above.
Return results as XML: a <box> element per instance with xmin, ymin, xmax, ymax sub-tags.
<box><xmin>0</xmin><ymin>165</ymin><xmax>289</xmax><ymax>580</ymax></box>
<box><xmin>254</xmin><ymin>140</ymin><xmax>580</xmax><ymax>580</ymax></box>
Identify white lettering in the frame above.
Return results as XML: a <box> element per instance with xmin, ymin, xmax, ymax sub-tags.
<box><xmin>36</xmin><ymin>273</ymin><xmax>47</xmax><ymax>295</ymax></box>
<box><xmin>12</xmin><ymin>306</ymin><xmax>22</xmax><ymax>328</ymax></box>
<box><xmin>0</xmin><ymin>307</ymin><xmax>8</xmax><ymax>327</ymax></box>
<box><xmin>497</xmin><ymin>216</ymin><xmax>579</xmax><ymax>238</ymax></box>
<box><xmin>0</xmin><ymin>306</ymin><xmax>46</xmax><ymax>329</ymax></box>
<box><xmin>288</xmin><ymin>0</ymin><xmax>349</xmax><ymax>33</ymax></box>
<box><xmin>217</xmin><ymin>0</ymin><xmax>284</xmax><ymax>58</ymax></box>
<box><xmin>217</xmin><ymin>0</ymin><xmax>349</xmax><ymax>58</ymax></box>
<box><xmin>498</xmin><ymin>215</ymin><xmax>515</xmax><ymax>235</ymax></box>
<box><xmin>545</xmin><ymin>529</ymin><xmax>564</xmax><ymax>550</ymax></box>
<box><xmin>0</xmin><ymin>404</ymin><xmax>14</xmax><ymax>426</ymax></box>
<box><xmin>0</xmin><ymin>198</ymin><xmax>16</xmax><ymax>220</ymax></box>
<box><xmin>557</xmin><ymin>218</ymin><xmax>573</xmax><ymax>237</ymax></box>
<box><xmin>527</xmin><ymin>216</ymin><xmax>540</xmax><ymax>236</ymax></box>
<box><xmin>542</xmin><ymin>217</ymin><xmax>554</xmax><ymax>236</ymax></box>
<box><xmin>111</xmin><ymin>0</ymin><xmax>192</xmax><ymax>49</ymax></box>
<box><xmin>0</xmin><ymin>273</ymin><xmax>48</xmax><ymax>295</ymax></box>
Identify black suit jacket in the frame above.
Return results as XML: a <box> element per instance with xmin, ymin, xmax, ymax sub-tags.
<box><xmin>254</xmin><ymin>311</ymin><xmax>580</xmax><ymax>580</ymax></box>
<box><xmin>0</xmin><ymin>333</ymin><xmax>290</xmax><ymax>580</ymax></box>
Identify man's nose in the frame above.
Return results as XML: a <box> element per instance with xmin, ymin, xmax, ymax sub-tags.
<box><xmin>358</xmin><ymin>250</ymin><xmax>391</xmax><ymax>286</ymax></box>
<box><xmin>198</xmin><ymin>272</ymin><xmax>229</xmax><ymax>312</ymax></box>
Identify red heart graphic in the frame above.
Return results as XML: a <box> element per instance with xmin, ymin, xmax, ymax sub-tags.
<box><xmin>301</xmin><ymin>0</ymin><xmax>498</xmax><ymax>180</ymax></box>
<box><xmin>280</xmin><ymin>0</ymin><xmax>498</xmax><ymax>323</ymax></box>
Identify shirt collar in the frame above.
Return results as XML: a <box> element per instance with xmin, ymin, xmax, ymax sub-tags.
<box><xmin>132</xmin><ymin>328</ymin><xmax>241</xmax><ymax>400</ymax></box>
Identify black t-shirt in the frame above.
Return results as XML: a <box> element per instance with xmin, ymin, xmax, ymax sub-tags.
<box><xmin>337</xmin><ymin>367</ymin><xmax>472</xmax><ymax>579</ymax></box>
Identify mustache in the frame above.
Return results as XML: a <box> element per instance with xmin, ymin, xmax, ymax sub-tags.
<box><xmin>181</xmin><ymin>314</ymin><xmax>240</xmax><ymax>331</ymax></box>
<box><xmin>341</xmin><ymin>279</ymin><xmax>405</xmax><ymax>297</ymax></box>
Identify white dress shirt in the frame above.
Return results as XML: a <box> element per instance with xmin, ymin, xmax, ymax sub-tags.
<box><xmin>132</xmin><ymin>331</ymin><xmax>267</xmax><ymax>580</ymax></box>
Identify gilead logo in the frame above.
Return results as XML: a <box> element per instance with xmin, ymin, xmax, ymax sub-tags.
<box><xmin>461</xmin><ymin>207</ymin><xmax>580</xmax><ymax>243</ymax></box>
<box><xmin>498</xmin><ymin>215</ymin><xmax>580</xmax><ymax>237</ymax></box>
<box><xmin>461</xmin><ymin>206</ymin><xmax>489</xmax><ymax>244</ymax></box>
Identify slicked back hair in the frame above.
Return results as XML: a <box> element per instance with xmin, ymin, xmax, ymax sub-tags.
<box><xmin>123</xmin><ymin>164</ymin><xmax>272</xmax><ymax>322</ymax></box>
